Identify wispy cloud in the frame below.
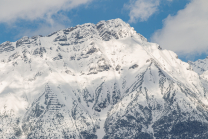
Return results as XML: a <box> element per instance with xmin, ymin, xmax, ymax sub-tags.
<box><xmin>124</xmin><ymin>0</ymin><xmax>175</xmax><ymax>23</ymax></box>
<box><xmin>151</xmin><ymin>0</ymin><xmax>208</xmax><ymax>57</ymax></box>
<box><xmin>124</xmin><ymin>0</ymin><xmax>160</xmax><ymax>23</ymax></box>
<box><xmin>0</xmin><ymin>0</ymin><xmax>92</xmax><ymax>23</ymax></box>
<box><xmin>0</xmin><ymin>0</ymin><xmax>92</xmax><ymax>37</ymax></box>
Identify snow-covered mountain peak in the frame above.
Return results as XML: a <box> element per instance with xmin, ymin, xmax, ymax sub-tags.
<box><xmin>1</xmin><ymin>19</ymin><xmax>208</xmax><ymax>139</ymax></box>
<box><xmin>96</xmin><ymin>18</ymin><xmax>141</xmax><ymax>41</ymax></box>
<box><xmin>96</xmin><ymin>18</ymin><xmax>131</xmax><ymax>30</ymax></box>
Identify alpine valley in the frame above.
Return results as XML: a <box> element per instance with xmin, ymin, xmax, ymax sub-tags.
<box><xmin>1</xmin><ymin>18</ymin><xmax>208</xmax><ymax>139</ymax></box>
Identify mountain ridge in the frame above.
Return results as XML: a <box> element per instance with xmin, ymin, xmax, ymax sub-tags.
<box><xmin>1</xmin><ymin>18</ymin><xmax>208</xmax><ymax>139</ymax></box>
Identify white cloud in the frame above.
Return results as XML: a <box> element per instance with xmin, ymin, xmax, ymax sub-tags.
<box><xmin>0</xmin><ymin>0</ymin><xmax>92</xmax><ymax>38</ymax></box>
<box><xmin>0</xmin><ymin>0</ymin><xmax>92</xmax><ymax>23</ymax></box>
<box><xmin>151</xmin><ymin>0</ymin><xmax>208</xmax><ymax>56</ymax></box>
<box><xmin>125</xmin><ymin>0</ymin><xmax>160</xmax><ymax>23</ymax></box>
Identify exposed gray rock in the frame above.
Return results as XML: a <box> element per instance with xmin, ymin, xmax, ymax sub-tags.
<box><xmin>0</xmin><ymin>41</ymin><xmax>15</xmax><ymax>53</ymax></box>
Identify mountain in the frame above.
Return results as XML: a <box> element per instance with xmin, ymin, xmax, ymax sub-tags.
<box><xmin>1</xmin><ymin>18</ymin><xmax>208</xmax><ymax>139</ymax></box>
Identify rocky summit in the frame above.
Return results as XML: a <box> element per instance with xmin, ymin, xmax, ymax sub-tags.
<box><xmin>1</xmin><ymin>19</ymin><xmax>208</xmax><ymax>139</ymax></box>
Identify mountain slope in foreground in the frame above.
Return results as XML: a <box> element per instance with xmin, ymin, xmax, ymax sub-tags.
<box><xmin>1</xmin><ymin>19</ymin><xmax>208</xmax><ymax>139</ymax></box>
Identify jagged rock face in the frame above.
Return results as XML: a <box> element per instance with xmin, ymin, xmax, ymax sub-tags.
<box><xmin>1</xmin><ymin>19</ymin><xmax>208</xmax><ymax>139</ymax></box>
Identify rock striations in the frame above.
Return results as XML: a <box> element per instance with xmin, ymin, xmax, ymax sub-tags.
<box><xmin>1</xmin><ymin>18</ymin><xmax>208</xmax><ymax>139</ymax></box>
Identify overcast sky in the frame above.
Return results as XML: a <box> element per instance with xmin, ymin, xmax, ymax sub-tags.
<box><xmin>0</xmin><ymin>0</ymin><xmax>207</xmax><ymax>61</ymax></box>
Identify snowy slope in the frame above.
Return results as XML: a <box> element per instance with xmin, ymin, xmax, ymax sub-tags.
<box><xmin>188</xmin><ymin>57</ymin><xmax>208</xmax><ymax>75</ymax></box>
<box><xmin>1</xmin><ymin>19</ymin><xmax>208</xmax><ymax>139</ymax></box>
<box><xmin>189</xmin><ymin>57</ymin><xmax>208</xmax><ymax>96</ymax></box>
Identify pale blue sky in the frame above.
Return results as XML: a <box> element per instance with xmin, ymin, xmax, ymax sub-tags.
<box><xmin>0</xmin><ymin>0</ymin><xmax>207</xmax><ymax>62</ymax></box>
